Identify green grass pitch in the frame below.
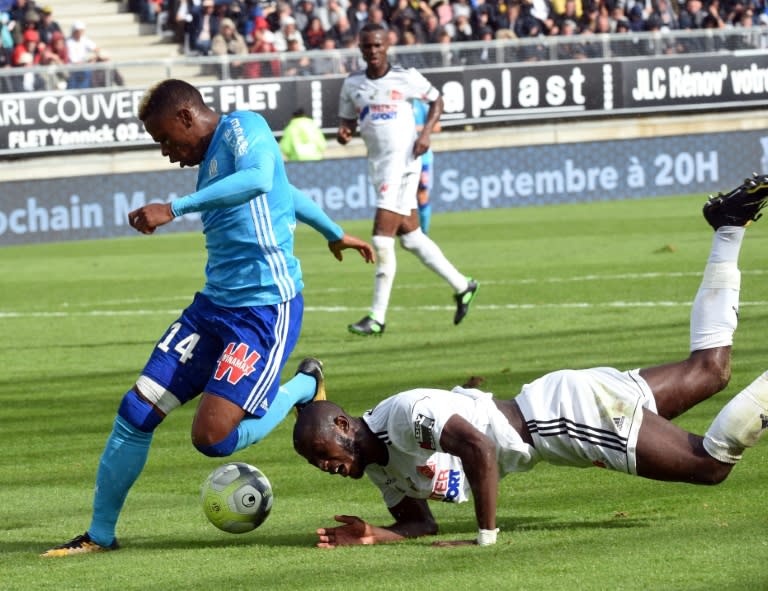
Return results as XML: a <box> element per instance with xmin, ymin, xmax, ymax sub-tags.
<box><xmin>1</xmin><ymin>195</ymin><xmax>767</xmax><ymax>590</ymax></box>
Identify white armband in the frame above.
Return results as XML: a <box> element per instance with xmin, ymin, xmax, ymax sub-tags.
<box><xmin>477</xmin><ymin>528</ymin><xmax>499</xmax><ymax>546</ymax></box>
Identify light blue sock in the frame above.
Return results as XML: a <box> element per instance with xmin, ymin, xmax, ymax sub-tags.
<box><xmin>88</xmin><ymin>415</ymin><xmax>153</xmax><ymax>546</ymax></box>
<box><xmin>234</xmin><ymin>373</ymin><xmax>316</xmax><ymax>452</ymax></box>
<box><xmin>418</xmin><ymin>203</ymin><xmax>432</xmax><ymax>235</ymax></box>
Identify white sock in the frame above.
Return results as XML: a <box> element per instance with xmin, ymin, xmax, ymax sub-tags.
<box><xmin>399</xmin><ymin>228</ymin><xmax>468</xmax><ymax>292</ymax></box>
<box><xmin>370</xmin><ymin>235</ymin><xmax>396</xmax><ymax>324</ymax></box>
<box><xmin>689</xmin><ymin>227</ymin><xmax>744</xmax><ymax>351</ymax></box>
<box><xmin>704</xmin><ymin>371</ymin><xmax>768</xmax><ymax>463</ymax></box>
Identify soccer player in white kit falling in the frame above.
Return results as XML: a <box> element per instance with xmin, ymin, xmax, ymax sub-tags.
<box><xmin>294</xmin><ymin>177</ymin><xmax>768</xmax><ymax>547</ymax></box>
<box><xmin>337</xmin><ymin>23</ymin><xmax>479</xmax><ymax>336</ymax></box>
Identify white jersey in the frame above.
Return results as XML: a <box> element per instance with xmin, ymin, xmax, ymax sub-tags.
<box><xmin>362</xmin><ymin>387</ymin><xmax>538</xmax><ymax>508</ymax></box>
<box><xmin>338</xmin><ymin>65</ymin><xmax>440</xmax><ymax>187</ymax></box>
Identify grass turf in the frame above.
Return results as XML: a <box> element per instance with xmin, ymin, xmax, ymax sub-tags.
<box><xmin>1</xmin><ymin>194</ymin><xmax>767</xmax><ymax>590</ymax></box>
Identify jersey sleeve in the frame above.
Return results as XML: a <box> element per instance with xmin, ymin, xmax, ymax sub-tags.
<box><xmin>171</xmin><ymin>114</ymin><xmax>277</xmax><ymax>216</ymax></box>
<box><xmin>406</xmin><ymin>68</ymin><xmax>440</xmax><ymax>103</ymax></box>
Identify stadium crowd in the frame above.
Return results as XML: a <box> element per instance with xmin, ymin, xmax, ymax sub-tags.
<box><xmin>153</xmin><ymin>0</ymin><xmax>768</xmax><ymax>71</ymax></box>
<box><xmin>0</xmin><ymin>2</ymin><xmax>122</xmax><ymax>92</ymax></box>
<box><xmin>2</xmin><ymin>0</ymin><xmax>767</xmax><ymax>90</ymax></box>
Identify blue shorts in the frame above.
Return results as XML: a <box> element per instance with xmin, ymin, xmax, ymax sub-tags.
<box><xmin>139</xmin><ymin>292</ymin><xmax>303</xmax><ymax>417</ymax></box>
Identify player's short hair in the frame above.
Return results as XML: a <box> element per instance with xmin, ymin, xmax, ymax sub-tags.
<box><xmin>359</xmin><ymin>22</ymin><xmax>387</xmax><ymax>36</ymax></box>
<box><xmin>138</xmin><ymin>79</ymin><xmax>205</xmax><ymax>122</ymax></box>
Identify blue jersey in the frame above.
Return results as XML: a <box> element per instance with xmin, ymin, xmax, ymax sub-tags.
<box><xmin>171</xmin><ymin>111</ymin><xmax>303</xmax><ymax>308</ymax></box>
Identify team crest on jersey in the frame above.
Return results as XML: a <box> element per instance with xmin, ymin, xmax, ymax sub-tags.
<box><xmin>214</xmin><ymin>342</ymin><xmax>260</xmax><ymax>385</ymax></box>
<box><xmin>208</xmin><ymin>157</ymin><xmax>218</xmax><ymax>178</ymax></box>
<box><xmin>414</xmin><ymin>414</ymin><xmax>436</xmax><ymax>450</ymax></box>
<box><xmin>390</xmin><ymin>89</ymin><xmax>402</xmax><ymax>100</ymax></box>
<box><xmin>417</xmin><ymin>464</ymin><xmax>435</xmax><ymax>479</ymax></box>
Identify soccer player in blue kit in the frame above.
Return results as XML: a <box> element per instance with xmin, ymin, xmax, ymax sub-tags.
<box><xmin>42</xmin><ymin>79</ymin><xmax>374</xmax><ymax>557</ymax></box>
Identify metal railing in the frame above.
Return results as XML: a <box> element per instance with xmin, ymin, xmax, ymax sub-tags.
<box><xmin>2</xmin><ymin>26</ymin><xmax>767</xmax><ymax>92</ymax></box>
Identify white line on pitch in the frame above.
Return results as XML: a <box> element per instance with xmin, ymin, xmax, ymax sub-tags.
<box><xmin>1</xmin><ymin>301</ymin><xmax>767</xmax><ymax>319</ymax></box>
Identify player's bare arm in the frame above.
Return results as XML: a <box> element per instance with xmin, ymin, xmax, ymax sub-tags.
<box><xmin>128</xmin><ymin>203</ymin><xmax>174</xmax><ymax>235</ymax></box>
<box><xmin>439</xmin><ymin>414</ymin><xmax>499</xmax><ymax>540</ymax></box>
<box><xmin>328</xmin><ymin>234</ymin><xmax>376</xmax><ymax>263</ymax></box>
<box><xmin>413</xmin><ymin>96</ymin><xmax>444</xmax><ymax>158</ymax></box>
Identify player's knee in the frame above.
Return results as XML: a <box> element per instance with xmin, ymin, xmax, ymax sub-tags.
<box><xmin>193</xmin><ymin>428</ymin><xmax>238</xmax><ymax>457</ymax></box>
<box><xmin>695</xmin><ymin>460</ymin><xmax>732</xmax><ymax>485</ymax></box>
<box><xmin>398</xmin><ymin>228</ymin><xmax>424</xmax><ymax>252</ymax></box>
<box><xmin>692</xmin><ymin>349</ymin><xmax>732</xmax><ymax>393</ymax></box>
<box><xmin>117</xmin><ymin>388</ymin><xmax>164</xmax><ymax>432</ymax></box>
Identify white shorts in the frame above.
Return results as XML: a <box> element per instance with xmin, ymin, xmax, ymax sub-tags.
<box><xmin>369</xmin><ymin>158</ymin><xmax>420</xmax><ymax>215</ymax></box>
<box><xmin>514</xmin><ymin>367</ymin><xmax>657</xmax><ymax>475</ymax></box>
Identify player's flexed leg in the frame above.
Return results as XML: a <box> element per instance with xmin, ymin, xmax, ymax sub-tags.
<box><xmin>41</xmin><ymin>294</ymin><xmax>323</xmax><ymax>557</ymax></box>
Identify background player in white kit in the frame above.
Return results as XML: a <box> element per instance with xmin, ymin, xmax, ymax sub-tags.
<box><xmin>294</xmin><ymin>177</ymin><xmax>768</xmax><ymax>546</ymax></box>
<box><xmin>337</xmin><ymin>23</ymin><xmax>478</xmax><ymax>336</ymax></box>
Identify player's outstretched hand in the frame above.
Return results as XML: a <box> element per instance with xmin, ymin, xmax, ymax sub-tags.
<box><xmin>128</xmin><ymin>203</ymin><xmax>174</xmax><ymax>235</ymax></box>
<box><xmin>315</xmin><ymin>515</ymin><xmax>376</xmax><ymax>547</ymax></box>
<box><xmin>328</xmin><ymin>234</ymin><xmax>375</xmax><ymax>263</ymax></box>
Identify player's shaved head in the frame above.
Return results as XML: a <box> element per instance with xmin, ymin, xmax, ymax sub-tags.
<box><xmin>293</xmin><ymin>400</ymin><xmax>347</xmax><ymax>457</ymax></box>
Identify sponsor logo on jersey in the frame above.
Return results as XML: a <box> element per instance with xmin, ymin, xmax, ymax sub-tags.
<box><xmin>214</xmin><ymin>342</ymin><xmax>261</xmax><ymax>385</ymax></box>
<box><xmin>208</xmin><ymin>157</ymin><xmax>217</xmax><ymax>178</ymax></box>
<box><xmin>414</xmin><ymin>414</ymin><xmax>436</xmax><ymax>450</ymax></box>
<box><xmin>369</xmin><ymin>104</ymin><xmax>398</xmax><ymax>121</ymax></box>
<box><xmin>430</xmin><ymin>468</ymin><xmax>463</xmax><ymax>502</ymax></box>
<box><xmin>417</xmin><ymin>464</ymin><xmax>435</xmax><ymax>479</ymax></box>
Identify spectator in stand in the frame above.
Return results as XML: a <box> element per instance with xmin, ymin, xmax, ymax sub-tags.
<box><xmin>279</xmin><ymin>107</ymin><xmax>327</xmax><ymax>160</ymax></box>
<box><xmin>521</xmin><ymin>0</ymin><xmax>557</xmax><ymax>34</ymax></box>
<box><xmin>283</xmin><ymin>36</ymin><xmax>311</xmax><ymax>74</ymax></box>
<box><xmin>12</xmin><ymin>27</ymin><xmax>43</xmax><ymax>66</ymax></box>
<box><xmin>329</xmin><ymin>14</ymin><xmax>355</xmax><ymax>46</ymax></box>
<box><xmin>294</xmin><ymin>0</ymin><xmax>319</xmax><ymax>32</ymax></box>
<box><xmin>37</xmin><ymin>5</ymin><xmax>61</xmax><ymax>45</ymax></box>
<box><xmin>421</xmin><ymin>13</ymin><xmax>441</xmax><ymax>43</ymax></box>
<box><xmin>652</xmin><ymin>0</ymin><xmax>680</xmax><ymax>30</ymax></box>
<box><xmin>274</xmin><ymin>15</ymin><xmax>305</xmax><ymax>51</ymax></box>
<box><xmin>0</xmin><ymin>11</ymin><xmax>15</xmax><ymax>55</ymax></box>
<box><xmin>243</xmin><ymin>17</ymin><xmax>281</xmax><ymax>78</ymax></box>
<box><xmin>40</xmin><ymin>29</ymin><xmax>68</xmax><ymax>89</ymax></box>
<box><xmin>0</xmin><ymin>37</ymin><xmax>13</xmax><ymax>93</ymax></box>
<box><xmin>91</xmin><ymin>49</ymin><xmax>125</xmax><ymax>88</ymax></box>
<box><xmin>14</xmin><ymin>49</ymin><xmax>45</xmax><ymax>91</ymax></box>
<box><xmin>211</xmin><ymin>16</ymin><xmax>249</xmax><ymax>78</ymax></box>
<box><xmin>627</xmin><ymin>3</ymin><xmax>646</xmax><ymax>31</ymax></box>
<box><xmin>678</xmin><ymin>0</ymin><xmax>709</xmax><ymax>28</ymax></box>
<box><xmin>367</xmin><ymin>5</ymin><xmax>389</xmax><ymax>29</ymax></box>
<box><xmin>348</xmin><ymin>0</ymin><xmax>369</xmax><ymax>33</ymax></box>
<box><xmin>303</xmin><ymin>15</ymin><xmax>327</xmax><ymax>49</ymax></box>
<box><xmin>556</xmin><ymin>18</ymin><xmax>588</xmax><ymax>58</ymax></box>
<box><xmin>66</xmin><ymin>21</ymin><xmax>98</xmax><ymax>89</ymax></box>
<box><xmin>191</xmin><ymin>0</ymin><xmax>219</xmax><ymax>55</ymax></box>
<box><xmin>312</xmin><ymin>35</ymin><xmax>347</xmax><ymax>73</ymax></box>
<box><xmin>10</xmin><ymin>0</ymin><xmax>35</xmax><ymax>43</ymax></box>
<box><xmin>553</xmin><ymin>0</ymin><xmax>583</xmax><ymax>31</ymax></box>
<box><xmin>318</xmin><ymin>0</ymin><xmax>346</xmax><ymax>30</ymax></box>
<box><xmin>398</xmin><ymin>29</ymin><xmax>429</xmax><ymax>67</ymax></box>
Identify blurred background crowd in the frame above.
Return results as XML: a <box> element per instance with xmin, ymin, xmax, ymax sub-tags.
<box><xmin>2</xmin><ymin>0</ymin><xmax>767</xmax><ymax>91</ymax></box>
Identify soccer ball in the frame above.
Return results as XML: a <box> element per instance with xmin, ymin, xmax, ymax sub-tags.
<box><xmin>201</xmin><ymin>462</ymin><xmax>273</xmax><ymax>534</ymax></box>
